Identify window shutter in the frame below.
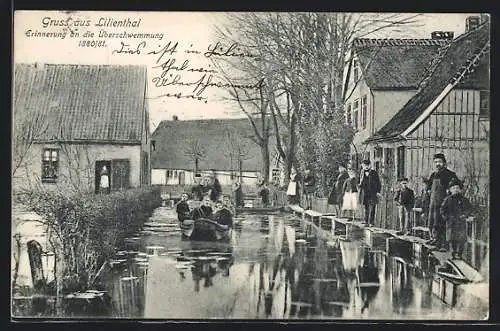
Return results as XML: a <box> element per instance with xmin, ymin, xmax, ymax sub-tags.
<box><xmin>111</xmin><ymin>159</ymin><xmax>130</xmax><ymax>191</ymax></box>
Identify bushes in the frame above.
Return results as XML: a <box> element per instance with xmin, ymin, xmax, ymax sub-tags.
<box><xmin>15</xmin><ymin>186</ymin><xmax>161</xmax><ymax>295</ymax></box>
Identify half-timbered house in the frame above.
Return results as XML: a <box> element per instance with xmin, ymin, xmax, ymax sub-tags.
<box><xmin>363</xmin><ymin>19</ymin><xmax>490</xmax><ymax>252</ymax></box>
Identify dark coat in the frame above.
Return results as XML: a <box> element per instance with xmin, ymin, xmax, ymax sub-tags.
<box><xmin>176</xmin><ymin>201</ymin><xmax>191</xmax><ymax>221</ymax></box>
<box><xmin>328</xmin><ymin>170</ymin><xmax>349</xmax><ymax>205</ymax></box>
<box><xmin>191</xmin><ymin>184</ymin><xmax>204</xmax><ymax>201</ymax></box>
<box><xmin>440</xmin><ymin>193</ymin><xmax>472</xmax><ymax>242</ymax></box>
<box><xmin>394</xmin><ymin>188</ymin><xmax>415</xmax><ymax>209</ymax></box>
<box><xmin>358</xmin><ymin>169</ymin><xmax>381</xmax><ymax>205</ymax></box>
<box><xmin>210</xmin><ymin>178</ymin><xmax>222</xmax><ymax>201</ymax></box>
<box><xmin>303</xmin><ymin>173</ymin><xmax>316</xmax><ymax>194</ymax></box>
<box><xmin>191</xmin><ymin>205</ymin><xmax>213</xmax><ymax>220</ymax></box>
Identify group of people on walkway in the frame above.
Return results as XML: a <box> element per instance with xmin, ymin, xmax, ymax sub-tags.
<box><xmin>326</xmin><ymin>159</ymin><xmax>382</xmax><ymax>227</ymax></box>
<box><xmin>287</xmin><ymin>153</ymin><xmax>473</xmax><ymax>259</ymax></box>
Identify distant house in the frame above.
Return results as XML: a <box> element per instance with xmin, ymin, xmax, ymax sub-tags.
<box><xmin>150</xmin><ymin>117</ymin><xmax>282</xmax><ymax>187</ymax></box>
<box><xmin>364</xmin><ymin>19</ymin><xmax>490</xmax><ymax>195</ymax></box>
<box><xmin>12</xmin><ymin>63</ymin><xmax>151</xmax><ymax>194</ymax></box>
<box><xmin>343</xmin><ymin>30</ymin><xmax>453</xmax><ymax>171</ymax></box>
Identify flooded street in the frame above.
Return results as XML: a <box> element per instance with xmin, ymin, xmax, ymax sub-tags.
<box><xmin>100</xmin><ymin>206</ymin><xmax>483</xmax><ymax>320</ymax></box>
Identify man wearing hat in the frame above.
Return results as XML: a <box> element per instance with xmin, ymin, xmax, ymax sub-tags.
<box><xmin>440</xmin><ymin>178</ymin><xmax>472</xmax><ymax>259</ymax></box>
<box><xmin>358</xmin><ymin>159</ymin><xmax>381</xmax><ymax>227</ymax></box>
<box><xmin>427</xmin><ymin>153</ymin><xmax>459</xmax><ymax>251</ymax></box>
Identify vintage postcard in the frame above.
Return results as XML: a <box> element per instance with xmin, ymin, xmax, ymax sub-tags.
<box><xmin>11</xmin><ymin>11</ymin><xmax>490</xmax><ymax>320</ymax></box>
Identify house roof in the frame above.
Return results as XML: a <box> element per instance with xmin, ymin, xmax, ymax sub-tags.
<box><xmin>352</xmin><ymin>38</ymin><xmax>451</xmax><ymax>89</ymax></box>
<box><xmin>13</xmin><ymin>63</ymin><xmax>147</xmax><ymax>143</ymax></box>
<box><xmin>151</xmin><ymin>118</ymin><xmax>277</xmax><ymax>172</ymax></box>
<box><xmin>365</xmin><ymin>22</ymin><xmax>490</xmax><ymax>143</ymax></box>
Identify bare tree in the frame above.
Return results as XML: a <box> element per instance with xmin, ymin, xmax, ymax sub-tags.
<box><xmin>184</xmin><ymin>139</ymin><xmax>207</xmax><ymax>175</ymax></box>
<box><xmin>12</xmin><ymin>108</ymin><xmax>49</xmax><ymax>177</ymax></box>
<box><xmin>213</xmin><ymin>13</ymin><xmax>422</xmax><ymax>186</ymax></box>
<box><xmin>222</xmin><ymin>128</ymin><xmax>252</xmax><ymax>181</ymax></box>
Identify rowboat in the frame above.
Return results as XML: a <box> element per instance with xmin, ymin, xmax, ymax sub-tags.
<box><xmin>180</xmin><ymin>218</ymin><xmax>231</xmax><ymax>242</ymax></box>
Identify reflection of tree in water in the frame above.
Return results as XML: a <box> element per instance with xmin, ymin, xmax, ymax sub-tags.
<box><xmin>391</xmin><ymin>258</ymin><xmax>414</xmax><ymax>313</ymax></box>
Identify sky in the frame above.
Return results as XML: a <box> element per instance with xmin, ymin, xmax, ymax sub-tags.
<box><xmin>14</xmin><ymin>11</ymin><xmax>482</xmax><ymax>132</ymax></box>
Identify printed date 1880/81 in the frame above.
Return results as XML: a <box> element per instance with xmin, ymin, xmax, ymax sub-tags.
<box><xmin>78</xmin><ymin>39</ymin><xmax>107</xmax><ymax>48</ymax></box>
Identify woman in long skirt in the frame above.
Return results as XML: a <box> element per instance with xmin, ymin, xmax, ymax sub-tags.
<box><xmin>342</xmin><ymin>170</ymin><xmax>359</xmax><ymax>220</ymax></box>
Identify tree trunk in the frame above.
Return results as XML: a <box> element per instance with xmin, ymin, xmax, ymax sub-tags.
<box><xmin>195</xmin><ymin>158</ymin><xmax>199</xmax><ymax>175</ymax></box>
<box><xmin>261</xmin><ymin>143</ymin><xmax>270</xmax><ymax>184</ymax></box>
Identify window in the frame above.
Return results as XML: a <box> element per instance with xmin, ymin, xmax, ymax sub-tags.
<box><xmin>396</xmin><ymin>146</ymin><xmax>406</xmax><ymax>180</ymax></box>
<box><xmin>375</xmin><ymin>147</ymin><xmax>383</xmax><ymax>159</ymax></box>
<box><xmin>480</xmin><ymin>90</ymin><xmax>489</xmax><ymax>118</ymax></box>
<box><xmin>346</xmin><ymin>104</ymin><xmax>352</xmax><ymax>125</ymax></box>
<box><xmin>151</xmin><ymin>140</ymin><xmax>156</xmax><ymax>151</ymax></box>
<box><xmin>353</xmin><ymin>59</ymin><xmax>359</xmax><ymax>82</ymax></box>
<box><xmin>41</xmin><ymin>148</ymin><xmax>59</xmax><ymax>183</ymax></box>
<box><xmin>353</xmin><ymin>99</ymin><xmax>359</xmax><ymax>130</ymax></box>
<box><xmin>361</xmin><ymin>95</ymin><xmax>367</xmax><ymax>129</ymax></box>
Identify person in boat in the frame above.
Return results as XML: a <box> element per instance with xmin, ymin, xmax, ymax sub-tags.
<box><xmin>222</xmin><ymin>194</ymin><xmax>236</xmax><ymax>216</ymax></box>
<box><xmin>191</xmin><ymin>196</ymin><xmax>213</xmax><ymax>220</ymax></box>
<box><xmin>191</xmin><ymin>174</ymin><xmax>205</xmax><ymax>201</ymax></box>
<box><xmin>176</xmin><ymin>193</ymin><xmax>191</xmax><ymax>222</ymax></box>
<box><xmin>211</xmin><ymin>200</ymin><xmax>233</xmax><ymax>229</ymax></box>
<box><xmin>201</xmin><ymin>175</ymin><xmax>212</xmax><ymax>197</ymax></box>
<box><xmin>440</xmin><ymin>178</ymin><xmax>472</xmax><ymax>260</ymax></box>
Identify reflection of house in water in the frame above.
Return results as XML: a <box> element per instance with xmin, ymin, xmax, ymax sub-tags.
<box><xmin>391</xmin><ymin>257</ymin><xmax>414</xmax><ymax>313</ymax></box>
<box><xmin>357</xmin><ymin>249</ymin><xmax>381</xmax><ymax>313</ymax></box>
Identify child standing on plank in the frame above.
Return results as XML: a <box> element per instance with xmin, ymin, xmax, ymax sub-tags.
<box><xmin>394</xmin><ymin>178</ymin><xmax>415</xmax><ymax>235</ymax></box>
<box><xmin>440</xmin><ymin>178</ymin><xmax>472</xmax><ymax>260</ymax></box>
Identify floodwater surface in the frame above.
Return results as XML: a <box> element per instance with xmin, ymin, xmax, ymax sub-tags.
<box><xmin>102</xmin><ymin>206</ymin><xmax>485</xmax><ymax>320</ymax></box>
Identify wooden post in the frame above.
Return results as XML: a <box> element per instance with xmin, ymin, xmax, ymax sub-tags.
<box><xmin>27</xmin><ymin>240</ymin><xmax>45</xmax><ymax>291</ymax></box>
<box><xmin>468</xmin><ymin>217</ymin><xmax>476</xmax><ymax>268</ymax></box>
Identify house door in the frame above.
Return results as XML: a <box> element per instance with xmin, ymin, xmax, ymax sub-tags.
<box><xmin>95</xmin><ymin>160</ymin><xmax>111</xmax><ymax>194</ymax></box>
<box><xmin>111</xmin><ymin>159</ymin><xmax>131</xmax><ymax>191</ymax></box>
<box><xmin>178</xmin><ymin>171</ymin><xmax>185</xmax><ymax>185</ymax></box>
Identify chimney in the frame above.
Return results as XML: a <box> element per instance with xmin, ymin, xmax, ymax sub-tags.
<box><xmin>466</xmin><ymin>16</ymin><xmax>481</xmax><ymax>32</ymax></box>
<box><xmin>480</xmin><ymin>14</ymin><xmax>490</xmax><ymax>24</ymax></box>
<box><xmin>172</xmin><ymin>115</ymin><xmax>179</xmax><ymax>121</ymax></box>
<box><xmin>431</xmin><ymin>31</ymin><xmax>454</xmax><ymax>40</ymax></box>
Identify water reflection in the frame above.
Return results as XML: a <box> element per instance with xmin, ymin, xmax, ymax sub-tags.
<box><xmin>102</xmin><ymin>208</ymin><xmax>468</xmax><ymax>319</ymax></box>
